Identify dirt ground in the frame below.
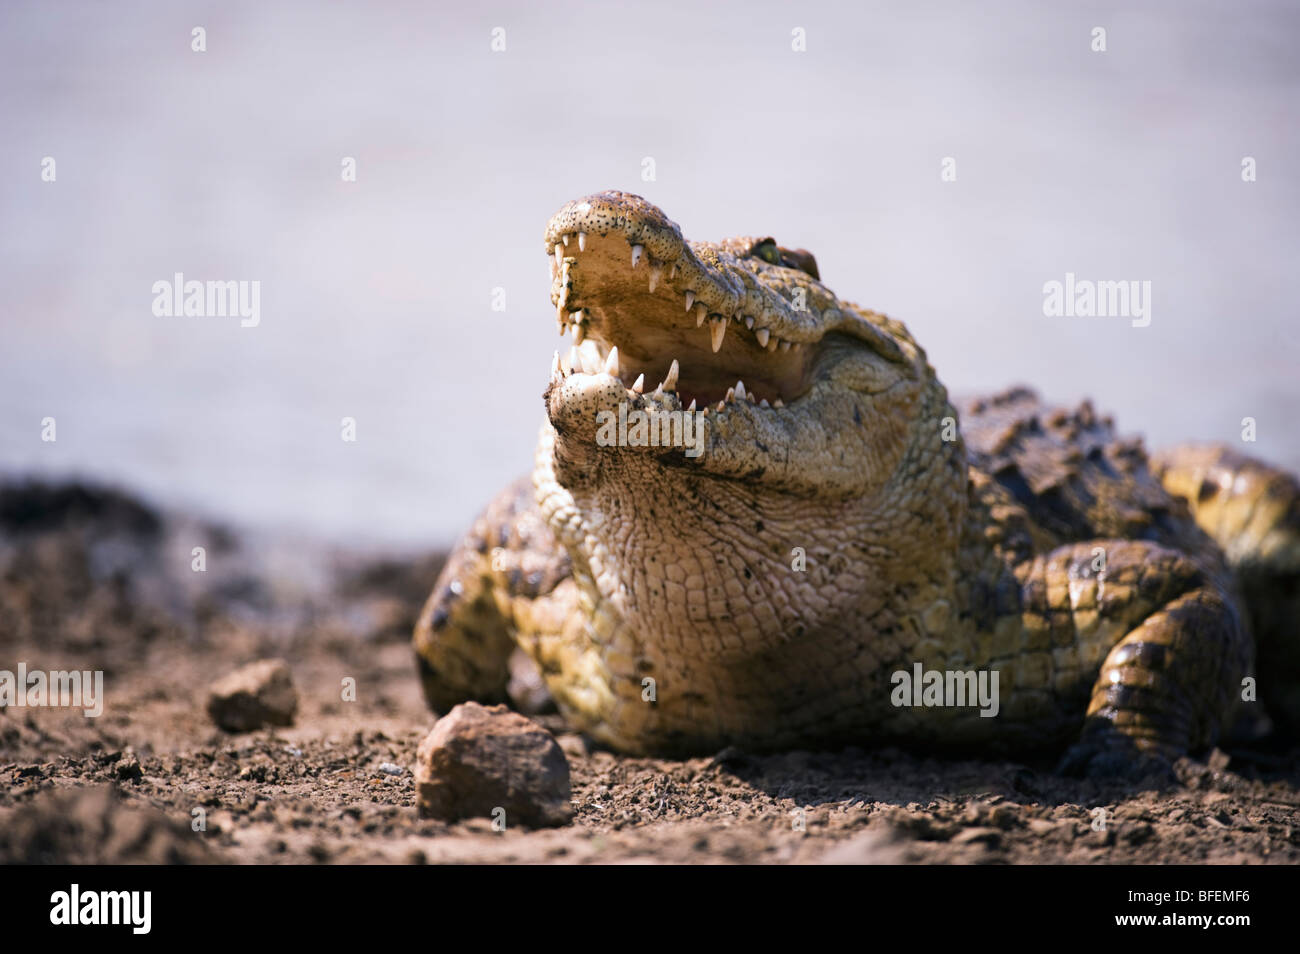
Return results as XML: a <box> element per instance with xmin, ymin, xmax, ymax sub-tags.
<box><xmin>1</xmin><ymin>479</ymin><xmax>1297</xmax><ymax>864</ymax></box>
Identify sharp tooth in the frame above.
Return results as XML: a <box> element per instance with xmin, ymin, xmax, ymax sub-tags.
<box><xmin>648</xmin><ymin>266</ymin><xmax>660</xmax><ymax>292</ymax></box>
<box><xmin>632</xmin><ymin>373</ymin><xmax>645</xmax><ymax>394</ymax></box>
<box><xmin>754</xmin><ymin>328</ymin><xmax>770</xmax><ymax>347</ymax></box>
<box><xmin>572</xmin><ymin>322</ymin><xmax>586</xmax><ymax>344</ymax></box>
<box><xmin>773</xmin><ymin>398</ymin><xmax>785</xmax><ymax>408</ymax></box>
<box><xmin>566</xmin><ymin>346</ymin><xmax>581</xmax><ymax>373</ymax></box>
<box><xmin>561</xmin><ymin>234</ymin><xmax>570</xmax><ymax>247</ymax></box>
<box><xmin>557</xmin><ymin>269</ymin><xmax>571</xmax><ymax>310</ymax></box>
<box><xmin>579</xmin><ymin>347</ymin><xmax>601</xmax><ymax>375</ymax></box>
<box><xmin>631</xmin><ymin>244</ymin><xmax>644</xmax><ymax>268</ymax></box>
<box><xmin>725</xmin><ymin>386</ymin><xmax>735</xmax><ymax>403</ymax></box>
<box><xmin>716</xmin><ymin>400</ymin><xmax>726</xmax><ymax>412</ymax></box>
<box><xmin>554</xmin><ymin>245</ymin><xmax>563</xmax><ymax>267</ymax></box>
<box><xmin>696</xmin><ymin>303</ymin><xmax>708</xmax><ymax>327</ymax></box>
<box><xmin>604</xmin><ymin>345</ymin><xmax>620</xmax><ymax>376</ymax></box>
<box><xmin>744</xmin><ymin>316</ymin><xmax>755</xmax><ymax>330</ymax></box>
<box><xmin>669</xmin><ymin>263</ymin><xmax>678</xmax><ymax>280</ymax></box>
<box><xmin>687</xmin><ymin>399</ymin><xmax>696</xmax><ymax>412</ymax></box>
<box><xmin>710</xmin><ymin>317</ymin><xmax>727</xmax><ymax>353</ymax></box>
<box><xmin>734</xmin><ymin>380</ymin><xmax>746</xmax><ymax>401</ymax></box>
<box><xmin>779</xmin><ymin>340</ymin><xmax>792</xmax><ymax>352</ymax></box>
<box><xmin>652</xmin><ymin>384</ymin><xmax>663</xmax><ymax>398</ymax></box>
<box><xmin>684</xmin><ymin>290</ymin><xmax>695</xmax><ymax>311</ymax></box>
<box><xmin>759</xmin><ymin>398</ymin><xmax>770</xmax><ymax>408</ymax></box>
<box><xmin>577</xmin><ymin>232</ymin><xmax>587</xmax><ymax>251</ymax></box>
<box><xmin>551</xmin><ymin>351</ymin><xmax>562</xmax><ymax>378</ymax></box>
<box><xmin>765</xmin><ymin>336</ymin><xmax>779</xmax><ymax>352</ymax></box>
<box><xmin>662</xmin><ymin>358</ymin><xmax>679</xmax><ymax>391</ymax></box>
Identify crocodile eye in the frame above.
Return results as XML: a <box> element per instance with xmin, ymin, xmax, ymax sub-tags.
<box><xmin>750</xmin><ymin>239</ymin><xmax>820</xmax><ymax>280</ymax></box>
<box><xmin>780</xmin><ymin>248</ymin><xmax>820</xmax><ymax>281</ymax></box>
<box><xmin>751</xmin><ymin>239</ymin><xmax>781</xmax><ymax>265</ymax></box>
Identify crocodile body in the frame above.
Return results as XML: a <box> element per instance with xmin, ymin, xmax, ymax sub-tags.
<box><xmin>415</xmin><ymin>192</ymin><xmax>1300</xmax><ymax>768</ymax></box>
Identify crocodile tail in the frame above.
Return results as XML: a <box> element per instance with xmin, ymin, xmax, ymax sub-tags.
<box><xmin>1152</xmin><ymin>444</ymin><xmax>1300</xmax><ymax>735</ymax></box>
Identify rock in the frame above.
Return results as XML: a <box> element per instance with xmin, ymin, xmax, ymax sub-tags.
<box><xmin>415</xmin><ymin>702</ymin><xmax>571</xmax><ymax>828</ymax></box>
<box><xmin>206</xmin><ymin>659</ymin><xmax>298</xmax><ymax>732</ymax></box>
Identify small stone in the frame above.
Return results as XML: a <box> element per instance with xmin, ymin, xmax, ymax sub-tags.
<box><xmin>415</xmin><ymin>702</ymin><xmax>572</xmax><ymax>828</ymax></box>
<box><xmin>377</xmin><ymin>762</ymin><xmax>404</xmax><ymax>776</ymax></box>
<box><xmin>114</xmin><ymin>756</ymin><xmax>142</xmax><ymax>782</ymax></box>
<box><xmin>206</xmin><ymin>659</ymin><xmax>298</xmax><ymax>732</ymax></box>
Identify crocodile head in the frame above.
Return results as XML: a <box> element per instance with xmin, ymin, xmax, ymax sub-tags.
<box><xmin>541</xmin><ymin>190</ymin><xmax>942</xmax><ymax>496</ymax></box>
<box><xmin>534</xmin><ymin>192</ymin><xmax>966</xmax><ymax>724</ymax></box>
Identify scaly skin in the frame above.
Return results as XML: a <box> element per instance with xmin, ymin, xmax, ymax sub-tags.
<box><xmin>415</xmin><ymin>191</ymin><xmax>1299</xmax><ymax>769</ymax></box>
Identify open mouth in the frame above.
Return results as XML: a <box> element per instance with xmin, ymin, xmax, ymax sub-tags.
<box><xmin>545</xmin><ymin>204</ymin><xmax>826</xmax><ymax>413</ymax></box>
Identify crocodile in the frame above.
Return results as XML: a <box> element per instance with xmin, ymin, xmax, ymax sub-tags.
<box><xmin>414</xmin><ymin>190</ymin><xmax>1300</xmax><ymax>772</ymax></box>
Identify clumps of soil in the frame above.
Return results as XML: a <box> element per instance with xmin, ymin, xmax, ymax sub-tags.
<box><xmin>0</xmin><ymin>785</ymin><xmax>217</xmax><ymax>864</ymax></box>
<box><xmin>1</xmin><ymin>477</ymin><xmax>1298</xmax><ymax>864</ymax></box>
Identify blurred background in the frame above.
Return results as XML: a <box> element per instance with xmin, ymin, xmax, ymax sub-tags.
<box><xmin>1</xmin><ymin>0</ymin><xmax>1296</xmax><ymax>549</ymax></box>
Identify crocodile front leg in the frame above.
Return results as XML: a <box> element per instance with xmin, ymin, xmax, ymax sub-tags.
<box><xmin>412</xmin><ymin>477</ymin><xmax>573</xmax><ymax>713</ymax></box>
<box><xmin>1153</xmin><ymin>444</ymin><xmax>1300</xmax><ymax>736</ymax></box>
<box><xmin>1014</xmin><ymin>539</ymin><xmax>1252</xmax><ymax>775</ymax></box>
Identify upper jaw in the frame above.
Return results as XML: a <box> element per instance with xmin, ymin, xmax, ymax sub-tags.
<box><xmin>541</xmin><ymin>192</ymin><xmax>917</xmax><ymax>461</ymax></box>
<box><xmin>546</xmin><ymin>192</ymin><xmax>827</xmax><ymax>338</ymax></box>
<box><xmin>544</xmin><ymin>191</ymin><xmax>848</xmax><ymax>411</ymax></box>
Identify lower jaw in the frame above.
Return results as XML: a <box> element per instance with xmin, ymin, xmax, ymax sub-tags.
<box><xmin>551</xmin><ymin>343</ymin><xmax>803</xmax><ymax>421</ymax></box>
<box><xmin>557</xmin><ymin>312</ymin><xmax>815</xmax><ymax>408</ymax></box>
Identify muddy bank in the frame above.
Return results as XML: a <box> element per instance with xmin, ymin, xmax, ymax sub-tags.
<box><xmin>1</xmin><ymin>478</ymin><xmax>1297</xmax><ymax>864</ymax></box>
